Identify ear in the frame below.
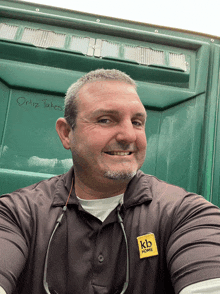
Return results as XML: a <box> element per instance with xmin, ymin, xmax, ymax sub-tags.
<box><xmin>56</xmin><ymin>118</ymin><xmax>72</xmax><ymax>150</ymax></box>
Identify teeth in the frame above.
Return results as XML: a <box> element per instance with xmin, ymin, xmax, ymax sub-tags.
<box><xmin>108</xmin><ymin>151</ymin><xmax>131</xmax><ymax>156</ymax></box>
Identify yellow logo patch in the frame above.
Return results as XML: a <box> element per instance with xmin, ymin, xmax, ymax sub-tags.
<box><xmin>137</xmin><ymin>233</ymin><xmax>158</xmax><ymax>259</ymax></box>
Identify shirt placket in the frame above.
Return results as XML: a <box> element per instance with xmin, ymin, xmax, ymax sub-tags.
<box><xmin>91</xmin><ymin>211</ymin><xmax>126</xmax><ymax>293</ymax></box>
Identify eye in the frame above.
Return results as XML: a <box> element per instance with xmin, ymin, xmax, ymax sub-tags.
<box><xmin>132</xmin><ymin>120</ymin><xmax>143</xmax><ymax>127</ymax></box>
<box><xmin>97</xmin><ymin>118</ymin><xmax>111</xmax><ymax>124</ymax></box>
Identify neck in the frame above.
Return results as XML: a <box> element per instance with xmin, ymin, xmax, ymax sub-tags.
<box><xmin>74</xmin><ymin>172</ymin><xmax>128</xmax><ymax>200</ymax></box>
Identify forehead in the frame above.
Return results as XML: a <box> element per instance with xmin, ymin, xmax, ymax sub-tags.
<box><xmin>78</xmin><ymin>80</ymin><xmax>144</xmax><ymax>111</ymax></box>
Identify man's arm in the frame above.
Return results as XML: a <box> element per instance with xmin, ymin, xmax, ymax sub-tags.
<box><xmin>0</xmin><ymin>193</ymin><xmax>29</xmax><ymax>294</ymax></box>
<box><xmin>0</xmin><ymin>286</ymin><xmax>6</xmax><ymax>294</ymax></box>
<box><xmin>166</xmin><ymin>193</ymin><xmax>220</xmax><ymax>293</ymax></box>
<box><xmin>179</xmin><ymin>278</ymin><xmax>220</xmax><ymax>294</ymax></box>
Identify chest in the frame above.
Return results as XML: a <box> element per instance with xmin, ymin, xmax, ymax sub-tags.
<box><xmin>44</xmin><ymin>206</ymin><xmax>172</xmax><ymax>294</ymax></box>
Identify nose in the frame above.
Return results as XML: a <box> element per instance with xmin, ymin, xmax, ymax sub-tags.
<box><xmin>116</xmin><ymin>120</ymin><xmax>137</xmax><ymax>144</ymax></box>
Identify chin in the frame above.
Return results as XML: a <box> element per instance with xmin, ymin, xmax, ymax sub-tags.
<box><xmin>103</xmin><ymin>170</ymin><xmax>137</xmax><ymax>181</ymax></box>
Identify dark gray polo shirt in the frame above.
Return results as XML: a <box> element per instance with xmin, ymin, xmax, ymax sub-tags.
<box><xmin>1</xmin><ymin>168</ymin><xmax>220</xmax><ymax>294</ymax></box>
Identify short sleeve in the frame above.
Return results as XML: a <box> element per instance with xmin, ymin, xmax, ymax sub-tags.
<box><xmin>0</xmin><ymin>194</ymin><xmax>30</xmax><ymax>294</ymax></box>
<box><xmin>166</xmin><ymin>193</ymin><xmax>220</xmax><ymax>294</ymax></box>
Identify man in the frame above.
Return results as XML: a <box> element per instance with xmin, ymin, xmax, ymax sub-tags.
<box><xmin>0</xmin><ymin>68</ymin><xmax>220</xmax><ymax>294</ymax></box>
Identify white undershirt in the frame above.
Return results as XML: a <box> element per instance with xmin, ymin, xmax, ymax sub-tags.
<box><xmin>77</xmin><ymin>193</ymin><xmax>124</xmax><ymax>222</ymax></box>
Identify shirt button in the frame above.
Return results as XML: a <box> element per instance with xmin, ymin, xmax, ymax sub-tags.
<box><xmin>98</xmin><ymin>254</ymin><xmax>104</xmax><ymax>263</ymax></box>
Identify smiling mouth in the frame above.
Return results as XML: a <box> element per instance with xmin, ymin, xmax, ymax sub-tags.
<box><xmin>104</xmin><ymin>151</ymin><xmax>132</xmax><ymax>156</ymax></box>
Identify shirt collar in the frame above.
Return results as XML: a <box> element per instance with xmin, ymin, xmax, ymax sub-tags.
<box><xmin>52</xmin><ymin>167</ymin><xmax>152</xmax><ymax>208</ymax></box>
<box><xmin>123</xmin><ymin>170</ymin><xmax>152</xmax><ymax>208</ymax></box>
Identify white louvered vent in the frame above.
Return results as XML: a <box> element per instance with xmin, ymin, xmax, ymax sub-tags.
<box><xmin>169</xmin><ymin>53</ymin><xmax>187</xmax><ymax>71</ymax></box>
<box><xmin>0</xmin><ymin>23</ymin><xmax>18</xmax><ymax>40</ymax></box>
<box><xmin>69</xmin><ymin>36</ymin><xmax>93</xmax><ymax>55</ymax></box>
<box><xmin>21</xmin><ymin>28</ymin><xmax>66</xmax><ymax>48</ymax></box>
<box><xmin>94</xmin><ymin>40</ymin><xmax>120</xmax><ymax>58</ymax></box>
<box><xmin>124</xmin><ymin>46</ymin><xmax>165</xmax><ymax>66</ymax></box>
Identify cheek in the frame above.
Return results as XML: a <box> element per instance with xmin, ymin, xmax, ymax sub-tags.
<box><xmin>138</xmin><ymin>133</ymin><xmax>147</xmax><ymax>150</ymax></box>
<box><xmin>93</xmin><ymin>129</ymin><xmax>112</xmax><ymax>139</ymax></box>
<box><xmin>88</xmin><ymin>129</ymin><xmax>113</xmax><ymax>148</ymax></box>
<box><xmin>74</xmin><ymin>131</ymin><xmax>111</xmax><ymax>155</ymax></box>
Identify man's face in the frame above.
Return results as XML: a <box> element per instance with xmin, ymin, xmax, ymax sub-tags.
<box><xmin>68</xmin><ymin>80</ymin><xmax>147</xmax><ymax>184</ymax></box>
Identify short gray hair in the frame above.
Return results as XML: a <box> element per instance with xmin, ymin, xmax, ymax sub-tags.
<box><xmin>64</xmin><ymin>68</ymin><xmax>136</xmax><ymax>130</ymax></box>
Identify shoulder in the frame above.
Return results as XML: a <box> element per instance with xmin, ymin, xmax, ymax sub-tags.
<box><xmin>0</xmin><ymin>174</ymin><xmax>63</xmax><ymax>207</ymax></box>
<box><xmin>0</xmin><ymin>172</ymin><xmax>69</xmax><ymax>246</ymax></box>
<box><xmin>0</xmin><ymin>171</ymin><xmax>70</xmax><ymax>227</ymax></box>
<box><xmin>132</xmin><ymin>170</ymin><xmax>220</xmax><ymax>223</ymax></box>
<box><xmin>137</xmin><ymin>170</ymin><xmax>215</xmax><ymax>203</ymax></box>
<box><xmin>132</xmin><ymin>170</ymin><xmax>197</xmax><ymax>205</ymax></box>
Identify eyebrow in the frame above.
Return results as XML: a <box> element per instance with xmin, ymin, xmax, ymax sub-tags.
<box><xmin>92</xmin><ymin>109</ymin><xmax>147</xmax><ymax>119</ymax></box>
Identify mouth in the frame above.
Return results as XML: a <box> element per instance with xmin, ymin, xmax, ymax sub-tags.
<box><xmin>104</xmin><ymin>151</ymin><xmax>133</xmax><ymax>156</ymax></box>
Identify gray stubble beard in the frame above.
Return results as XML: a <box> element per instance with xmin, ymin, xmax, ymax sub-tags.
<box><xmin>103</xmin><ymin>170</ymin><xmax>137</xmax><ymax>181</ymax></box>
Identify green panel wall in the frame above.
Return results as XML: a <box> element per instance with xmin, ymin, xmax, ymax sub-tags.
<box><xmin>0</xmin><ymin>0</ymin><xmax>220</xmax><ymax>207</ymax></box>
<box><xmin>0</xmin><ymin>81</ymin><xmax>9</xmax><ymax>146</ymax></box>
<box><xmin>0</xmin><ymin>89</ymin><xmax>70</xmax><ymax>174</ymax></box>
<box><xmin>144</xmin><ymin>94</ymin><xmax>205</xmax><ymax>193</ymax></box>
